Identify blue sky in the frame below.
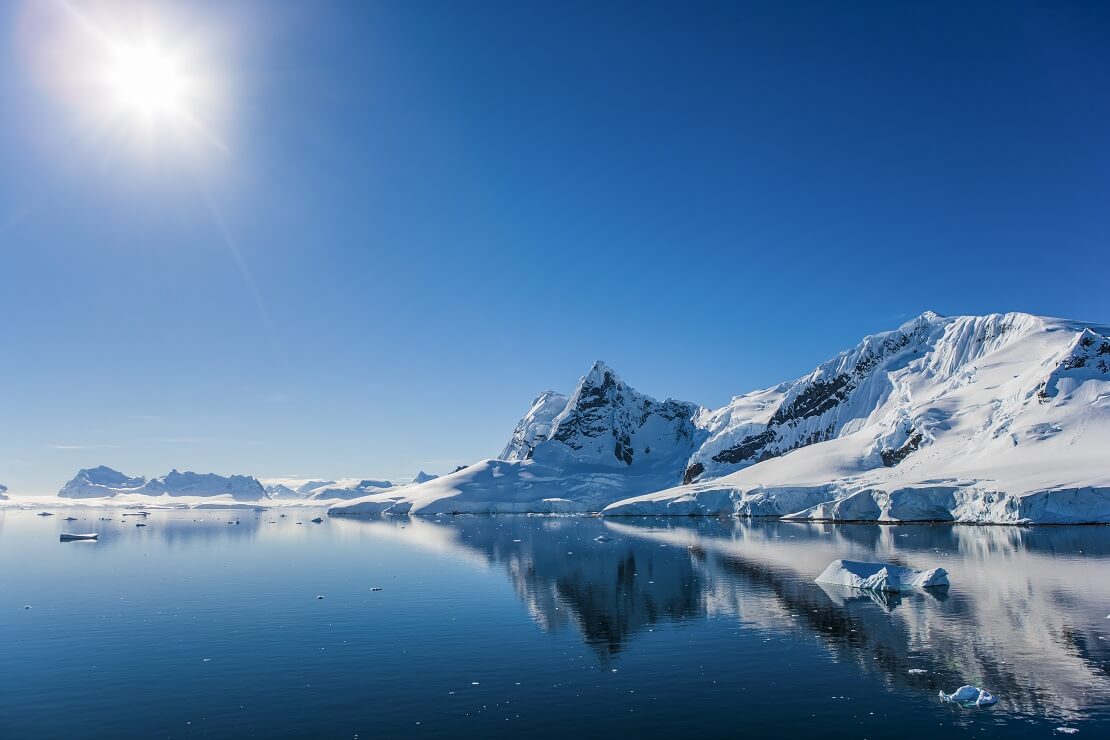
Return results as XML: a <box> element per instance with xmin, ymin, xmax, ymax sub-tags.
<box><xmin>1</xmin><ymin>0</ymin><xmax>1108</xmax><ymax>493</ymax></box>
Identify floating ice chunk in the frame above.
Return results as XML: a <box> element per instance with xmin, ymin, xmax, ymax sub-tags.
<box><xmin>816</xmin><ymin>559</ymin><xmax>949</xmax><ymax>593</ymax></box>
<box><xmin>310</xmin><ymin>517</ymin><xmax>323</xmax><ymax>523</ymax></box>
<box><xmin>59</xmin><ymin>533</ymin><xmax>98</xmax><ymax>541</ymax></box>
<box><xmin>939</xmin><ymin>685</ymin><xmax>997</xmax><ymax>707</ymax></box>
<box><xmin>38</xmin><ymin>512</ymin><xmax>54</xmax><ymax>517</ymax></box>
<box><xmin>63</xmin><ymin>517</ymin><xmax>78</xmax><ymax>521</ymax></box>
<box><xmin>1055</xmin><ymin>728</ymin><xmax>1079</xmax><ymax>735</ymax></box>
<box><xmin>371</xmin><ymin>587</ymin><xmax>383</xmax><ymax>592</ymax></box>
<box><xmin>594</xmin><ymin>535</ymin><xmax>612</xmax><ymax>543</ymax></box>
<box><xmin>908</xmin><ymin>669</ymin><xmax>928</xmax><ymax>675</ymax></box>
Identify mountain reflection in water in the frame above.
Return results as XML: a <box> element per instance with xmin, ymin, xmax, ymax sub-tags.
<box><xmin>330</xmin><ymin>515</ymin><xmax>1110</xmax><ymax>723</ymax></box>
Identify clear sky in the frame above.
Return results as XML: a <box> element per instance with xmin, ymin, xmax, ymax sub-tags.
<box><xmin>1</xmin><ymin>0</ymin><xmax>1108</xmax><ymax>494</ymax></box>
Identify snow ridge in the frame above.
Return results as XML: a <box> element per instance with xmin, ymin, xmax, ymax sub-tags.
<box><xmin>499</xmin><ymin>391</ymin><xmax>568</xmax><ymax>462</ymax></box>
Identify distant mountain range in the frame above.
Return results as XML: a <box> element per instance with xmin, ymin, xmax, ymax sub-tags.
<box><xmin>332</xmin><ymin>312</ymin><xmax>1110</xmax><ymax>523</ymax></box>
<box><xmin>45</xmin><ymin>467</ymin><xmax>441</xmax><ymax>503</ymax></box>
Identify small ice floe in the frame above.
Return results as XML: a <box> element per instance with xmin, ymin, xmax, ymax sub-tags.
<box><xmin>38</xmin><ymin>512</ymin><xmax>54</xmax><ymax>517</ymax></box>
<box><xmin>816</xmin><ymin>559</ymin><xmax>949</xmax><ymax>593</ymax></box>
<box><xmin>908</xmin><ymin>669</ymin><xmax>928</xmax><ymax>675</ymax></box>
<box><xmin>136</xmin><ymin>523</ymin><xmax>147</xmax><ymax>527</ymax></box>
<box><xmin>59</xmin><ymin>533</ymin><xmax>98</xmax><ymax>542</ymax></box>
<box><xmin>24</xmin><ymin>605</ymin><xmax>31</xmax><ymax>610</ymax></box>
<box><xmin>63</xmin><ymin>517</ymin><xmax>78</xmax><ymax>521</ymax></box>
<box><xmin>1055</xmin><ymin>728</ymin><xmax>1079</xmax><ymax>735</ymax></box>
<box><xmin>371</xmin><ymin>587</ymin><xmax>383</xmax><ymax>592</ymax></box>
<box><xmin>594</xmin><ymin>535</ymin><xmax>612</xmax><ymax>543</ymax></box>
<box><xmin>311</xmin><ymin>517</ymin><xmax>323</xmax><ymax>523</ymax></box>
<box><xmin>939</xmin><ymin>685</ymin><xmax>997</xmax><ymax>707</ymax></box>
<box><xmin>316</xmin><ymin>595</ymin><xmax>324</xmax><ymax>600</ymax></box>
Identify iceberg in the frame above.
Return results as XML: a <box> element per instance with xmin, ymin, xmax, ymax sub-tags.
<box><xmin>816</xmin><ymin>559</ymin><xmax>949</xmax><ymax>593</ymax></box>
<box><xmin>939</xmin><ymin>685</ymin><xmax>997</xmax><ymax>707</ymax></box>
<box><xmin>59</xmin><ymin>533</ymin><xmax>98</xmax><ymax>541</ymax></box>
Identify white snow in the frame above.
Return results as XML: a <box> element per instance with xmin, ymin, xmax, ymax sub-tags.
<box><xmin>499</xmin><ymin>390</ymin><xmax>569</xmax><ymax>461</ymax></box>
<box><xmin>304</xmin><ymin>478</ymin><xmax>396</xmax><ymax>500</ymax></box>
<box><xmin>815</xmin><ymin>559</ymin><xmax>949</xmax><ymax>593</ymax></box>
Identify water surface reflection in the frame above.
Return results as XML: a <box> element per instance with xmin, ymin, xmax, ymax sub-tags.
<box><xmin>331</xmin><ymin>515</ymin><xmax>1110</xmax><ymax>723</ymax></box>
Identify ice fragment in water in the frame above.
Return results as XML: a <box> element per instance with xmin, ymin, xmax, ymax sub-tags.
<box><xmin>939</xmin><ymin>685</ymin><xmax>997</xmax><ymax>707</ymax></box>
<box><xmin>816</xmin><ymin>559</ymin><xmax>949</xmax><ymax>593</ymax></box>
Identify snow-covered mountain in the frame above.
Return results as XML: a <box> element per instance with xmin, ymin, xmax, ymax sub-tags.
<box><xmin>332</xmin><ymin>361</ymin><xmax>706</xmax><ymax>515</ymax></box>
<box><xmin>334</xmin><ymin>312</ymin><xmax>1110</xmax><ymax>522</ymax></box>
<box><xmin>606</xmin><ymin>312</ymin><xmax>1110</xmax><ymax>523</ymax></box>
<box><xmin>59</xmin><ymin>466</ymin><xmax>268</xmax><ymax>501</ymax></box>
<box><xmin>264</xmin><ymin>483</ymin><xmax>302</xmax><ymax>499</ymax></box>
<box><xmin>412</xmin><ymin>471</ymin><xmax>439</xmax><ymax>484</ymax></box>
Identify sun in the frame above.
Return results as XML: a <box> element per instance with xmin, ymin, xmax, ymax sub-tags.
<box><xmin>106</xmin><ymin>41</ymin><xmax>187</xmax><ymax>118</ymax></box>
<box><xmin>20</xmin><ymin>1</ymin><xmax>229</xmax><ymax>154</ymax></box>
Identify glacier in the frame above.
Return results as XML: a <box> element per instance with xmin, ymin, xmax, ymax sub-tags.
<box><xmin>335</xmin><ymin>312</ymin><xmax>1110</xmax><ymax>523</ymax></box>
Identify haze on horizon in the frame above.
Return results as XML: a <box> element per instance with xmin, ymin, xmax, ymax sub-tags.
<box><xmin>1</xmin><ymin>0</ymin><xmax>1108</xmax><ymax>494</ymax></box>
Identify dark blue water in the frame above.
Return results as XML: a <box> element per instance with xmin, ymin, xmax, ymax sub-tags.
<box><xmin>1</xmin><ymin>509</ymin><xmax>1108</xmax><ymax>738</ymax></box>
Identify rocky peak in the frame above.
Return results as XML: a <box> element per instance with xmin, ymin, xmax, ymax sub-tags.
<box><xmin>545</xmin><ymin>361</ymin><xmax>702</xmax><ymax>468</ymax></box>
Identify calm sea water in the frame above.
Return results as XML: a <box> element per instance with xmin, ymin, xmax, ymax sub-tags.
<box><xmin>1</xmin><ymin>509</ymin><xmax>1108</xmax><ymax>739</ymax></box>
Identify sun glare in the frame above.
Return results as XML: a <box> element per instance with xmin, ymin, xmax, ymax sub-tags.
<box><xmin>21</xmin><ymin>1</ymin><xmax>229</xmax><ymax>155</ymax></box>
<box><xmin>107</xmin><ymin>42</ymin><xmax>186</xmax><ymax>117</ymax></box>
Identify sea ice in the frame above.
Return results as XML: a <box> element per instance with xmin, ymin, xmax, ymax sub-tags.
<box><xmin>939</xmin><ymin>685</ymin><xmax>997</xmax><ymax>707</ymax></box>
<box><xmin>816</xmin><ymin>559</ymin><xmax>949</xmax><ymax>593</ymax></box>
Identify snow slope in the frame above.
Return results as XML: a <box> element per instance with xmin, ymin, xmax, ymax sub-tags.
<box><xmin>499</xmin><ymin>391</ymin><xmax>568</xmax><ymax>461</ymax></box>
<box><xmin>331</xmin><ymin>361</ymin><xmax>706</xmax><ymax>515</ymax></box>
<box><xmin>58</xmin><ymin>466</ymin><xmax>269</xmax><ymax>501</ymax></box>
<box><xmin>604</xmin><ymin>312</ymin><xmax>1110</xmax><ymax>523</ymax></box>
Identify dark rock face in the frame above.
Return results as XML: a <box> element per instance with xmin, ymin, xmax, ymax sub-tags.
<box><xmin>708</xmin><ymin>322</ymin><xmax>932</xmax><ymax>471</ymax></box>
<box><xmin>881</xmin><ymin>432</ymin><xmax>923</xmax><ymax>467</ymax></box>
<box><xmin>1038</xmin><ymin>328</ymin><xmax>1110</xmax><ymax>401</ymax></box>
<box><xmin>682</xmin><ymin>462</ymin><xmax>705</xmax><ymax>485</ymax></box>
<box><xmin>550</xmin><ymin>363</ymin><xmax>701</xmax><ymax>467</ymax></box>
<box><xmin>770</xmin><ymin>375</ymin><xmax>852</xmax><ymax>425</ymax></box>
<box><xmin>711</xmin><ymin>429</ymin><xmax>777</xmax><ymax>465</ymax></box>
